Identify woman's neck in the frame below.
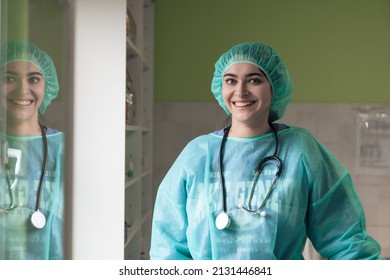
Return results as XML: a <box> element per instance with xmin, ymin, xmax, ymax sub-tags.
<box><xmin>229</xmin><ymin>120</ymin><xmax>270</xmax><ymax>138</ymax></box>
<box><xmin>6</xmin><ymin>121</ymin><xmax>41</xmax><ymax>136</ymax></box>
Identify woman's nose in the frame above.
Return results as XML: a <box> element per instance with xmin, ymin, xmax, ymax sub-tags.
<box><xmin>16</xmin><ymin>80</ymin><xmax>30</xmax><ymax>95</ymax></box>
<box><xmin>234</xmin><ymin>83</ymin><xmax>249</xmax><ymax>97</ymax></box>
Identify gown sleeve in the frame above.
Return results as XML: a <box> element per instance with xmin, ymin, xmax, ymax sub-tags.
<box><xmin>49</xmin><ymin>135</ymin><xmax>64</xmax><ymax>259</ymax></box>
<box><xmin>149</xmin><ymin>142</ymin><xmax>196</xmax><ymax>260</ymax></box>
<box><xmin>303</xmin><ymin>136</ymin><xmax>382</xmax><ymax>260</ymax></box>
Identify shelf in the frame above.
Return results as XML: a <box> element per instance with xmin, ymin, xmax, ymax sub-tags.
<box><xmin>141</xmin><ymin>127</ymin><xmax>152</xmax><ymax>132</ymax></box>
<box><xmin>124</xmin><ymin>225</ymin><xmax>138</xmax><ymax>248</ymax></box>
<box><xmin>141</xmin><ymin>210</ymin><xmax>152</xmax><ymax>225</ymax></box>
<box><xmin>126</xmin><ymin>125</ymin><xmax>141</xmax><ymax>131</ymax></box>
<box><xmin>124</xmin><ymin>169</ymin><xmax>151</xmax><ymax>189</ymax></box>
<box><xmin>124</xmin><ymin>229</ymin><xmax>141</xmax><ymax>260</ymax></box>
<box><xmin>125</xmin><ymin>176</ymin><xmax>140</xmax><ymax>189</ymax></box>
<box><xmin>141</xmin><ymin>168</ymin><xmax>151</xmax><ymax>178</ymax></box>
<box><xmin>126</xmin><ymin>38</ymin><xmax>150</xmax><ymax>69</ymax></box>
<box><xmin>124</xmin><ymin>0</ymin><xmax>154</xmax><ymax>260</ymax></box>
<box><xmin>125</xmin><ymin>125</ymin><xmax>152</xmax><ymax>132</ymax></box>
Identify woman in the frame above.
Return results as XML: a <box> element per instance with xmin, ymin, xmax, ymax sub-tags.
<box><xmin>0</xmin><ymin>40</ymin><xmax>64</xmax><ymax>259</ymax></box>
<box><xmin>149</xmin><ymin>42</ymin><xmax>382</xmax><ymax>260</ymax></box>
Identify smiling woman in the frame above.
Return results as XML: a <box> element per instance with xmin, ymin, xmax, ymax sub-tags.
<box><xmin>0</xmin><ymin>40</ymin><xmax>64</xmax><ymax>259</ymax></box>
<box><xmin>149</xmin><ymin>42</ymin><xmax>383</xmax><ymax>260</ymax></box>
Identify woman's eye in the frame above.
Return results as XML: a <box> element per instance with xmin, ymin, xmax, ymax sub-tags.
<box><xmin>1</xmin><ymin>75</ymin><xmax>16</xmax><ymax>83</ymax></box>
<box><xmin>29</xmin><ymin>76</ymin><xmax>41</xmax><ymax>84</ymax></box>
<box><xmin>224</xmin><ymin>78</ymin><xmax>236</xmax><ymax>85</ymax></box>
<box><xmin>248</xmin><ymin>78</ymin><xmax>261</xmax><ymax>84</ymax></box>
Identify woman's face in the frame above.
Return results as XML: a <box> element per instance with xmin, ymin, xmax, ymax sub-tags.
<box><xmin>0</xmin><ymin>61</ymin><xmax>45</xmax><ymax>126</ymax></box>
<box><xmin>222</xmin><ymin>62</ymin><xmax>272</xmax><ymax>129</ymax></box>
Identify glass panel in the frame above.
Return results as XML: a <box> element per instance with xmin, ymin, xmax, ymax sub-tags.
<box><xmin>0</xmin><ymin>0</ymin><xmax>68</xmax><ymax>260</ymax></box>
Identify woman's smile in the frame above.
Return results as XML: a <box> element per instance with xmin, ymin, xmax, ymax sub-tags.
<box><xmin>231</xmin><ymin>100</ymin><xmax>257</xmax><ymax>109</ymax></box>
<box><xmin>8</xmin><ymin>98</ymin><xmax>35</xmax><ymax>107</ymax></box>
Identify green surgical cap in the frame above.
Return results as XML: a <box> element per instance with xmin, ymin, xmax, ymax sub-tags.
<box><xmin>211</xmin><ymin>42</ymin><xmax>294</xmax><ymax>122</ymax></box>
<box><xmin>0</xmin><ymin>40</ymin><xmax>59</xmax><ymax>114</ymax></box>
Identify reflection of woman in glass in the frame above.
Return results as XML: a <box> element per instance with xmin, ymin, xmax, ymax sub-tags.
<box><xmin>0</xmin><ymin>41</ymin><xmax>64</xmax><ymax>259</ymax></box>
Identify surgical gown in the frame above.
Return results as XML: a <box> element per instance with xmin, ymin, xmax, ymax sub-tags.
<box><xmin>150</xmin><ymin>124</ymin><xmax>382</xmax><ymax>260</ymax></box>
<box><xmin>0</xmin><ymin>129</ymin><xmax>64</xmax><ymax>259</ymax></box>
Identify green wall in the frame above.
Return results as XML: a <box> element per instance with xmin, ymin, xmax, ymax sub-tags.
<box><xmin>3</xmin><ymin>0</ymin><xmax>29</xmax><ymax>40</ymax></box>
<box><xmin>154</xmin><ymin>0</ymin><xmax>390</xmax><ymax>103</ymax></box>
<box><xmin>3</xmin><ymin>0</ymin><xmax>66</xmax><ymax>100</ymax></box>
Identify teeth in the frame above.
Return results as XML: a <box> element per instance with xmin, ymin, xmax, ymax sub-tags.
<box><xmin>10</xmin><ymin>100</ymin><xmax>32</xmax><ymax>106</ymax></box>
<box><xmin>235</xmin><ymin>102</ymin><xmax>253</xmax><ymax>107</ymax></box>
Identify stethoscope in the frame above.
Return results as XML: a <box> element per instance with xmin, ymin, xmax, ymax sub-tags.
<box><xmin>215</xmin><ymin>121</ymin><xmax>283</xmax><ymax>230</ymax></box>
<box><xmin>0</xmin><ymin>123</ymin><xmax>48</xmax><ymax>229</ymax></box>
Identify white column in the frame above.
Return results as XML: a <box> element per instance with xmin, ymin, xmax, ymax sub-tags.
<box><xmin>67</xmin><ymin>0</ymin><xmax>126</xmax><ymax>259</ymax></box>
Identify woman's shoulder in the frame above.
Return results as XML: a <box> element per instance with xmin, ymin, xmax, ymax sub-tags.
<box><xmin>278</xmin><ymin>124</ymin><xmax>318</xmax><ymax>143</ymax></box>
<box><xmin>45</xmin><ymin>128</ymin><xmax>64</xmax><ymax>151</ymax></box>
<box><xmin>278</xmin><ymin>124</ymin><xmax>329</xmax><ymax>157</ymax></box>
<box><xmin>183</xmin><ymin>132</ymin><xmax>218</xmax><ymax>151</ymax></box>
<box><xmin>280</xmin><ymin>123</ymin><xmax>346</xmax><ymax>169</ymax></box>
<box><xmin>45</xmin><ymin>127</ymin><xmax>63</xmax><ymax>136</ymax></box>
<box><xmin>175</xmin><ymin>131</ymin><xmax>223</xmax><ymax>163</ymax></box>
<box><xmin>46</xmin><ymin>127</ymin><xmax>61</xmax><ymax>135</ymax></box>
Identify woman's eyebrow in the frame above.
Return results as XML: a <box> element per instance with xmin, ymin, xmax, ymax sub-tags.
<box><xmin>223</xmin><ymin>73</ymin><xmax>237</xmax><ymax>78</ymax></box>
<box><xmin>246</xmin><ymin>72</ymin><xmax>264</xmax><ymax>77</ymax></box>
<box><xmin>0</xmin><ymin>70</ymin><xmax>43</xmax><ymax>77</ymax></box>
<box><xmin>223</xmin><ymin>72</ymin><xmax>264</xmax><ymax>78</ymax></box>
<box><xmin>1</xmin><ymin>70</ymin><xmax>18</xmax><ymax>75</ymax></box>
<box><xmin>27</xmin><ymin>71</ymin><xmax>44</xmax><ymax>77</ymax></box>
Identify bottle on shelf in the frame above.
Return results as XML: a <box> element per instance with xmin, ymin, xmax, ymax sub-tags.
<box><xmin>124</xmin><ymin>220</ymin><xmax>127</xmax><ymax>243</ymax></box>
<box><xmin>126</xmin><ymin>8</ymin><xmax>137</xmax><ymax>44</ymax></box>
<box><xmin>124</xmin><ymin>220</ymin><xmax>131</xmax><ymax>243</ymax></box>
<box><xmin>126</xmin><ymin>70</ymin><xmax>136</xmax><ymax>125</ymax></box>
<box><xmin>127</xmin><ymin>155</ymin><xmax>134</xmax><ymax>178</ymax></box>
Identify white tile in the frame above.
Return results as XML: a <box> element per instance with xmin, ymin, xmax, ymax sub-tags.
<box><xmin>366</xmin><ymin>226</ymin><xmax>390</xmax><ymax>259</ymax></box>
<box><xmin>356</xmin><ymin>184</ymin><xmax>390</xmax><ymax>227</ymax></box>
<box><xmin>317</xmin><ymin>122</ymin><xmax>339</xmax><ymax>143</ymax></box>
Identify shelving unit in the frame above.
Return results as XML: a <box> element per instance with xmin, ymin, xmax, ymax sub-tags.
<box><xmin>124</xmin><ymin>0</ymin><xmax>154</xmax><ymax>260</ymax></box>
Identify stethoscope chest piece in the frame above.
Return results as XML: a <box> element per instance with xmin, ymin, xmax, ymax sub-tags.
<box><xmin>31</xmin><ymin>210</ymin><xmax>46</xmax><ymax>229</ymax></box>
<box><xmin>215</xmin><ymin>211</ymin><xmax>230</xmax><ymax>230</ymax></box>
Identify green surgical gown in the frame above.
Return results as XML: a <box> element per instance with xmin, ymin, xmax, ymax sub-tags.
<box><xmin>0</xmin><ymin>130</ymin><xmax>64</xmax><ymax>259</ymax></box>
<box><xmin>150</xmin><ymin>125</ymin><xmax>382</xmax><ymax>260</ymax></box>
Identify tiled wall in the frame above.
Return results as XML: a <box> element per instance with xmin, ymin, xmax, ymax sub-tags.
<box><xmin>153</xmin><ymin>101</ymin><xmax>390</xmax><ymax>259</ymax></box>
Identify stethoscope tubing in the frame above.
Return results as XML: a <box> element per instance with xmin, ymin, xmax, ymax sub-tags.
<box><xmin>1</xmin><ymin>123</ymin><xmax>48</xmax><ymax>228</ymax></box>
<box><xmin>35</xmin><ymin>123</ymin><xmax>48</xmax><ymax>212</ymax></box>
<box><xmin>218</xmin><ymin>125</ymin><xmax>230</xmax><ymax>214</ymax></box>
<box><xmin>218</xmin><ymin>121</ymin><xmax>282</xmax><ymax>220</ymax></box>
